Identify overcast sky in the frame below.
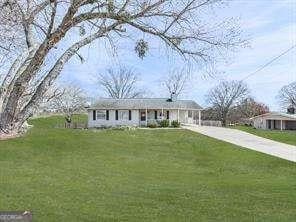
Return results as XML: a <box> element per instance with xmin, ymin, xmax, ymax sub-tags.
<box><xmin>59</xmin><ymin>0</ymin><xmax>296</xmax><ymax>111</ymax></box>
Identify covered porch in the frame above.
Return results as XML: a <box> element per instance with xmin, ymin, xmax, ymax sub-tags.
<box><xmin>139</xmin><ymin>109</ymin><xmax>202</xmax><ymax>126</ymax></box>
<box><xmin>267</xmin><ymin>119</ymin><xmax>296</xmax><ymax>130</ymax></box>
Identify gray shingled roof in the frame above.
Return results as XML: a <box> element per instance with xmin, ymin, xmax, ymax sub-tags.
<box><xmin>88</xmin><ymin>98</ymin><xmax>202</xmax><ymax>110</ymax></box>
<box><xmin>251</xmin><ymin>112</ymin><xmax>296</xmax><ymax>120</ymax></box>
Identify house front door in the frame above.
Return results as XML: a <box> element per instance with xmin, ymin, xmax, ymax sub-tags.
<box><xmin>140</xmin><ymin>111</ymin><xmax>146</xmax><ymax>121</ymax></box>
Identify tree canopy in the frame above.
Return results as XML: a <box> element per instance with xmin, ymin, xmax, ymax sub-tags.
<box><xmin>0</xmin><ymin>0</ymin><xmax>246</xmax><ymax>135</ymax></box>
<box><xmin>206</xmin><ymin>80</ymin><xmax>249</xmax><ymax>126</ymax></box>
<box><xmin>278</xmin><ymin>81</ymin><xmax>296</xmax><ymax>109</ymax></box>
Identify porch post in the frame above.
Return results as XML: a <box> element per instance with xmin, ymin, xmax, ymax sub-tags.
<box><xmin>161</xmin><ymin>108</ymin><xmax>164</xmax><ymax>120</ymax></box>
<box><xmin>198</xmin><ymin>110</ymin><xmax>201</xmax><ymax>126</ymax></box>
<box><xmin>280</xmin><ymin>120</ymin><xmax>283</xmax><ymax>131</ymax></box>
<box><xmin>145</xmin><ymin>108</ymin><xmax>148</xmax><ymax>126</ymax></box>
<box><xmin>177</xmin><ymin>109</ymin><xmax>180</xmax><ymax>122</ymax></box>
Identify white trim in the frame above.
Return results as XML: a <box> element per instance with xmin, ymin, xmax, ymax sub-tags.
<box><xmin>250</xmin><ymin>112</ymin><xmax>296</xmax><ymax>120</ymax></box>
<box><xmin>87</xmin><ymin>108</ymin><xmax>203</xmax><ymax>111</ymax></box>
<box><xmin>145</xmin><ymin>108</ymin><xmax>148</xmax><ymax>126</ymax></box>
<box><xmin>280</xmin><ymin>120</ymin><xmax>283</xmax><ymax>131</ymax></box>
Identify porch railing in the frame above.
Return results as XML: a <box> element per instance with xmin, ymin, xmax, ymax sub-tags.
<box><xmin>199</xmin><ymin>120</ymin><xmax>222</xmax><ymax>127</ymax></box>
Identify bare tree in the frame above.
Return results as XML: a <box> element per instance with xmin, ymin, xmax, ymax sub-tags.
<box><xmin>34</xmin><ymin>84</ymin><xmax>66</xmax><ymax>115</ymax></box>
<box><xmin>48</xmin><ymin>85</ymin><xmax>86</xmax><ymax>123</ymax></box>
<box><xmin>98</xmin><ymin>67</ymin><xmax>143</xmax><ymax>98</ymax></box>
<box><xmin>163</xmin><ymin>68</ymin><xmax>189</xmax><ymax>98</ymax></box>
<box><xmin>228</xmin><ymin>97</ymin><xmax>269</xmax><ymax>123</ymax></box>
<box><xmin>278</xmin><ymin>81</ymin><xmax>296</xmax><ymax>108</ymax></box>
<box><xmin>236</xmin><ymin>97</ymin><xmax>269</xmax><ymax>118</ymax></box>
<box><xmin>0</xmin><ymin>0</ymin><xmax>246</xmax><ymax>137</ymax></box>
<box><xmin>206</xmin><ymin>80</ymin><xmax>249</xmax><ymax>126</ymax></box>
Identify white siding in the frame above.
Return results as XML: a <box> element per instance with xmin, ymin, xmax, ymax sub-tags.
<box><xmin>88</xmin><ymin>109</ymin><xmax>200</xmax><ymax>127</ymax></box>
<box><xmin>169</xmin><ymin>110</ymin><xmax>178</xmax><ymax>121</ymax></box>
<box><xmin>142</xmin><ymin>109</ymin><xmax>181</xmax><ymax>122</ymax></box>
<box><xmin>253</xmin><ymin>117</ymin><xmax>288</xmax><ymax>130</ymax></box>
<box><xmin>178</xmin><ymin>110</ymin><xmax>195</xmax><ymax>123</ymax></box>
<box><xmin>253</xmin><ymin>117</ymin><xmax>267</xmax><ymax>129</ymax></box>
<box><xmin>88</xmin><ymin>110</ymin><xmax>139</xmax><ymax>128</ymax></box>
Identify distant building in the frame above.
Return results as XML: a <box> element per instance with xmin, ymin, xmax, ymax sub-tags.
<box><xmin>251</xmin><ymin>108</ymin><xmax>296</xmax><ymax>130</ymax></box>
<box><xmin>87</xmin><ymin>97</ymin><xmax>203</xmax><ymax>127</ymax></box>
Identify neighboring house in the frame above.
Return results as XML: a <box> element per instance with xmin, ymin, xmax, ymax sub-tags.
<box><xmin>251</xmin><ymin>110</ymin><xmax>296</xmax><ymax>130</ymax></box>
<box><xmin>87</xmin><ymin>98</ymin><xmax>203</xmax><ymax>127</ymax></box>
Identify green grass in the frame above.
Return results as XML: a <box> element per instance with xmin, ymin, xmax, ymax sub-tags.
<box><xmin>0</xmin><ymin>116</ymin><xmax>295</xmax><ymax>221</ymax></box>
<box><xmin>234</xmin><ymin>125</ymin><xmax>296</xmax><ymax>146</ymax></box>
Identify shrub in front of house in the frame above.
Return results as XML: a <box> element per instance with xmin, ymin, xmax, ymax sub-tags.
<box><xmin>95</xmin><ymin>125</ymin><xmax>112</xmax><ymax>129</ymax></box>
<box><xmin>159</xmin><ymin>120</ymin><xmax>170</xmax><ymax>127</ymax></box>
<box><xmin>147</xmin><ymin>123</ymin><xmax>158</xmax><ymax>128</ymax></box>
<box><xmin>110</xmin><ymin>125</ymin><xmax>137</xmax><ymax>131</ymax></box>
<box><xmin>171</xmin><ymin>120</ymin><xmax>181</xmax><ymax>128</ymax></box>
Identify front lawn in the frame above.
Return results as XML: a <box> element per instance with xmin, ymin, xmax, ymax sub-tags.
<box><xmin>0</xmin><ymin>116</ymin><xmax>295</xmax><ymax>221</ymax></box>
<box><xmin>235</xmin><ymin>125</ymin><xmax>296</xmax><ymax>146</ymax></box>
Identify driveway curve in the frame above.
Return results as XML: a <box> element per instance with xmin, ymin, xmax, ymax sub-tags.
<box><xmin>183</xmin><ymin>125</ymin><xmax>296</xmax><ymax>162</ymax></box>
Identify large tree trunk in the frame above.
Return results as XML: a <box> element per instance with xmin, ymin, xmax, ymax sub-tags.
<box><xmin>0</xmin><ymin>112</ymin><xmax>24</xmax><ymax>136</ymax></box>
<box><xmin>220</xmin><ymin>111</ymin><xmax>228</xmax><ymax>127</ymax></box>
<box><xmin>1</xmin><ymin>84</ymin><xmax>30</xmax><ymax>136</ymax></box>
<box><xmin>221</xmin><ymin>118</ymin><xmax>227</xmax><ymax>127</ymax></box>
<box><xmin>0</xmin><ymin>26</ymin><xmax>113</xmax><ymax>138</ymax></box>
<box><xmin>0</xmin><ymin>110</ymin><xmax>32</xmax><ymax>139</ymax></box>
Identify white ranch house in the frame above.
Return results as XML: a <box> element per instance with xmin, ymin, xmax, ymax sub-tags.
<box><xmin>251</xmin><ymin>112</ymin><xmax>296</xmax><ymax>130</ymax></box>
<box><xmin>87</xmin><ymin>98</ymin><xmax>203</xmax><ymax>127</ymax></box>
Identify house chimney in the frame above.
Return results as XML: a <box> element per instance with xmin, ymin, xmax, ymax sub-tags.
<box><xmin>287</xmin><ymin>105</ymin><xmax>295</xmax><ymax>114</ymax></box>
<box><xmin>170</xmin><ymin>92</ymin><xmax>177</xmax><ymax>102</ymax></box>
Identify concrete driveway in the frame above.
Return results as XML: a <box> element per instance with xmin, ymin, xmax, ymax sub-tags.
<box><xmin>183</xmin><ymin>125</ymin><xmax>296</xmax><ymax>162</ymax></box>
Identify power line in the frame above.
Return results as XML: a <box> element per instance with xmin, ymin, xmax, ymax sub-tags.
<box><xmin>241</xmin><ymin>44</ymin><xmax>296</xmax><ymax>81</ymax></box>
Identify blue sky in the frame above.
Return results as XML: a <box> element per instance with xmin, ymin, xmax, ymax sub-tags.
<box><xmin>60</xmin><ymin>0</ymin><xmax>296</xmax><ymax>111</ymax></box>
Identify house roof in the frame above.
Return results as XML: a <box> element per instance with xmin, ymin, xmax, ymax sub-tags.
<box><xmin>250</xmin><ymin>112</ymin><xmax>296</xmax><ymax>121</ymax></box>
<box><xmin>88</xmin><ymin>98</ymin><xmax>203</xmax><ymax>110</ymax></box>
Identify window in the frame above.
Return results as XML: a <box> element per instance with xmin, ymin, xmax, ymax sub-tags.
<box><xmin>96</xmin><ymin>110</ymin><xmax>106</xmax><ymax>120</ymax></box>
<box><xmin>141</xmin><ymin>111</ymin><xmax>146</xmax><ymax>121</ymax></box>
<box><xmin>115</xmin><ymin>110</ymin><xmax>118</xmax><ymax>120</ymax></box>
<box><xmin>188</xmin><ymin>110</ymin><xmax>193</xmax><ymax>118</ymax></box>
<box><xmin>93</xmin><ymin>110</ymin><xmax>96</xmax><ymax>121</ymax></box>
<box><xmin>106</xmin><ymin>110</ymin><xmax>109</xmax><ymax>120</ymax></box>
<box><xmin>166</xmin><ymin>110</ymin><xmax>170</xmax><ymax>119</ymax></box>
<box><xmin>129</xmin><ymin>110</ymin><xmax>132</xmax><ymax>120</ymax></box>
<box><xmin>154</xmin><ymin>110</ymin><xmax>157</xmax><ymax>119</ymax></box>
<box><xmin>119</xmin><ymin>110</ymin><xmax>129</xmax><ymax>120</ymax></box>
